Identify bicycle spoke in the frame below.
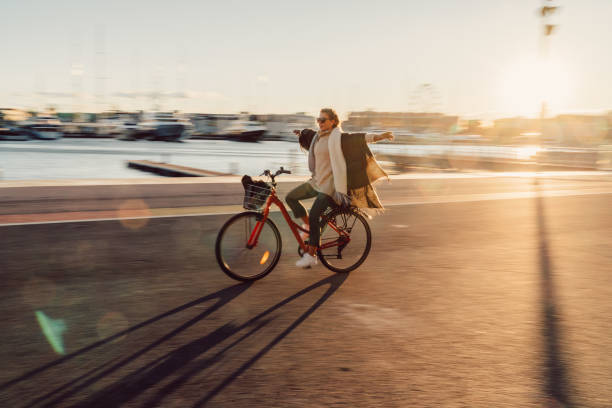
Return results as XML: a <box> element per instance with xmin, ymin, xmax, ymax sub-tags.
<box><xmin>318</xmin><ymin>208</ymin><xmax>371</xmax><ymax>273</ymax></box>
<box><xmin>216</xmin><ymin>212</ymin><xmax>282</xmax><ymax>281</ymax></box>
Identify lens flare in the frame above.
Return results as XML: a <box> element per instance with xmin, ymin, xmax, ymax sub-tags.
<box><xmin>96</xmin><ymin>311</ymin><xmax>130</xmax><ymax>342</ymax></box>
<box><xmin>117</xmin><ymin>199</ymin><xmax>151</xmax><ymax>230</ymax></box>
<box><xmin>35</xmin><ymin>311</ymin><xmax>66</xmax><ymax>355</ymax></box>
<box><xmin>516</xmin><ymin>146</ymin><xmax>541</xmax><ymax>160</ymax></box>
<box><xmin>260</xmin><ymin>251</ymin><xmax>270</xmax><ymax>265</ymax></box>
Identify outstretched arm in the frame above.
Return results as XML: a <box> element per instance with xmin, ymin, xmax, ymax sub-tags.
<box><xmin>365</xmin><ymin>131</ymin><xmax>394</xmax><ymax>144</ymax></box>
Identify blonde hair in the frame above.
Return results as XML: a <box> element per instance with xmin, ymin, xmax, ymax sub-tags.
<box><xmin>320</xmin><ymin>108</ymin><xmax>340</xmax><ymax>128</ymax></box>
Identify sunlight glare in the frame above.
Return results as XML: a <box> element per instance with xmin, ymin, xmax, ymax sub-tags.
<box><xmin>499</xmin><ymin>57</ymin><xmax>571</xmax><ymax>117</ymax></box>
<box><xmin>516</xmin><ymin>146</ymin><xmax>541</xmax><ymax>160</ymax></box>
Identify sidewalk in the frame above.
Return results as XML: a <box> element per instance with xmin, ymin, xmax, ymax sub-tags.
<box><xmin>1</xmin><ymin>171</ymin><xmax>611</xmax><ymax>225</ymax></box>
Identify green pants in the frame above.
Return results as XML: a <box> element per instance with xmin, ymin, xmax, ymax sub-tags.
<box><xmin>286</xmin><ymin>182</ymin><xmax>336</xmax><ymax>247</ymax></box>
<box><xmin>307</xmin><ymin>192</ymin><xmax>336</xmax><ymax>247</ymax></box>
<box><xmin>285</xmin><ymin>182</ymin><xmax>318</xmax><ymax>219</ymax></box>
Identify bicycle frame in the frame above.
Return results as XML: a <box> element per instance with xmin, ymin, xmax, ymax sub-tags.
<box><xmin>246</xmin><ymin>188</ymin><xmax>350</xmax><ymax>252</ymax></box>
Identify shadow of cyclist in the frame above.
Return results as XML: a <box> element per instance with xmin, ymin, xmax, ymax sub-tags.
<box><xmin>3</xmin><ymin>282</ymin><xmax>251</xmax><ymax>405</ymax></box>
<box><xmin>19</xmin><ymin>273</ymin><xmax>347</xmax><ymax>407</ymax></box>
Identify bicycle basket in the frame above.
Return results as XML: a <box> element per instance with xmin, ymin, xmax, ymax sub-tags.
<box><xmin>243</xmin><ymin>182</ymin><xmax>272</xmax><ymax>210</ymax></box>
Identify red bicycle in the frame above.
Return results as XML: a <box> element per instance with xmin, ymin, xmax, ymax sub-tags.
<box><xmin>215</xmin><ymin>167</ymin><xmax>372</xmax><ymax>281</ymax></box>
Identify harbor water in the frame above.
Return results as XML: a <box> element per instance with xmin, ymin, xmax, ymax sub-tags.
<box><xmin>0</xmin><ymin>138</ymin><xmax>577</xmax><ymax>181</ymax></box>
<box><xmin>0</xmin><ymin>139</ymin><xmax>312</xmax><ymax>180</ymax></box>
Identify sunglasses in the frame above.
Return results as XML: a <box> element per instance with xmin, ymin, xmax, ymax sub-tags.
<box><xmin>317</xmin><ymin>117</ymin><xmax>329</xmax><ymax>123</ymax></box>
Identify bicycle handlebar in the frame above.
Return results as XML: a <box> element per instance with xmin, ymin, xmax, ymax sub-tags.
<box><xmin>260</xmin><ymin>166</ymin><xmax>291</xmax><ymax>178</ymax></box>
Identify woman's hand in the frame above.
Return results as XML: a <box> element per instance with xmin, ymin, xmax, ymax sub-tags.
<box><xmin>380</xmin><ymin>132</ymin><xmax>394</xmax><ymax>141</ymax></box>
<box><xmin>372</xmin><ymin>132</ymin><xmax>394</xmax><ymax>143</ymax></box>
<box><xmin>334</xmin><ymin>192</ymin><xmax>352</xmax><ymax>208</ymax></box>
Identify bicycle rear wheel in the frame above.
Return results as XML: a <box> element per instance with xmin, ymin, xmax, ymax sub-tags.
<box><xmin>215</xmin><ymin>211</ymin><xmax>282</xmax><ymax>281</ymax></box>
<box><xmin>317</xmin><ymin>207</ymin><xmax>371</xmax><ymax>273</ymax></box>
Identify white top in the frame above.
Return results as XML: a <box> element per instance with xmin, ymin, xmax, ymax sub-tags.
<box><xmin>310</xmin><ymin>130</ymin><xmax>335</xmax><ymax>196</ymax></box>
<box><xmin>309</xmin><ymin>128</ymin><xmax>381</xmax><ymax>199</ymax></box>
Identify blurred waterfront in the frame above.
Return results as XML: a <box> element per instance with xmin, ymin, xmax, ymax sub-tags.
<box><xmin>2</xmin><ymin>137</ymin><xmax>612</xmax><ymax>180</ymax></box>
<box><xmin>0</xmin><ymin>139</ymin><xmax>310</xmax><ymax>180</ymax></box>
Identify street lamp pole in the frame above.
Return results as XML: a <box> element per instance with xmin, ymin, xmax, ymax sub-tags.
<box><xmin>539</xmin><ymin>0</ymin><xmax>559</xmax><ymax>132</ymax></box>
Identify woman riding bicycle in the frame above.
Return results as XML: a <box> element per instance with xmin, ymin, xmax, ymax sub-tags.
<box><xmin>290</xmin><ymin>108</ymin><xmax>393</xmax><ymax>268</ymax></box>
<box><xmin>284</xmin><ymin>128</ymin><xmax>317</xmax><ymax>241</ymax></box>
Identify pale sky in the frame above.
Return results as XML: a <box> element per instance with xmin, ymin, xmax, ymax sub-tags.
<box><xmin>1</xmin><ymin>0</ymin><xmax>611</xmax><ymax>120</ymax></box>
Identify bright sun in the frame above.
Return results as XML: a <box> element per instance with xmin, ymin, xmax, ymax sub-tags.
<box><xmin>499</xmin><ymin>57</ymin><xmax>571</xmax><ymax>117</ymax></box>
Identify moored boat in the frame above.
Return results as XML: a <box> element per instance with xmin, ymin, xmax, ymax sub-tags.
<box><xmin>222</xmin><ymin>115</ymin><xmax>266</xmax><ymax>143</ymax></box>
<box><xmin>21</xmin><ymin>114</ymin><xmax>63</xmax><ymax>140</ymax></box>
<box><xmin>134</xmin><ymin>112</ymin><xmax>194</xmax><ymax>142</ymax></box>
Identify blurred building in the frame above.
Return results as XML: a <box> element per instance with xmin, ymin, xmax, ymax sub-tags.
<box><xmin>493</xmin><ymin>113</ymin><xmax>612</xmax><ymax>146</ymax></box>
<box><xmin>0</xmin><ymin>108</ymin><xmax>29</xmax><ymax>123</ymax></box>
<box><xmin>554</xmin><ymin>113</ymin><xmax>611</xmax><ymax>145</ymax></box>
<box><xmin>342</xmin><ymin>111</ymin><xmax>458</xmax><ymax>134</ymax></box>
<box><xmin>493</xmin><ymin>117</ymin><xmax>542</xmax><ymax>144</ymax></box>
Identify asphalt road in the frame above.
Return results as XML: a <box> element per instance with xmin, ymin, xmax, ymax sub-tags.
<box><xmin>1</xmin><ymin>174</ymin><xmax>611</xmax><ymax>407</ymax></box>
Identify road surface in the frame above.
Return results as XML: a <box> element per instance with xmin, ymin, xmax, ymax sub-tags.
<box><xmin>1</xmin><ymin>172</ymin><xmax>611</xmax><ymax>407</ymax></box>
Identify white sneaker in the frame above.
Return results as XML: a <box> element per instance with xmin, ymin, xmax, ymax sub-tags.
<box><xmin>295</xmin><ymin>253</ymin><xmax>317</xmax><ymax>268</ymax></box>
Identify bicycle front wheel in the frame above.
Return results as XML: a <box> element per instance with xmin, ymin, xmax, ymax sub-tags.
<box><xmin>215</xmin><ymin>212</ymin><xmax>282</xmax><ymax>281</ymax></box>
<box><xmin>317</xmin><ymin>207</ymin><xmax>371</xmax><ymax>273</ymax></box>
